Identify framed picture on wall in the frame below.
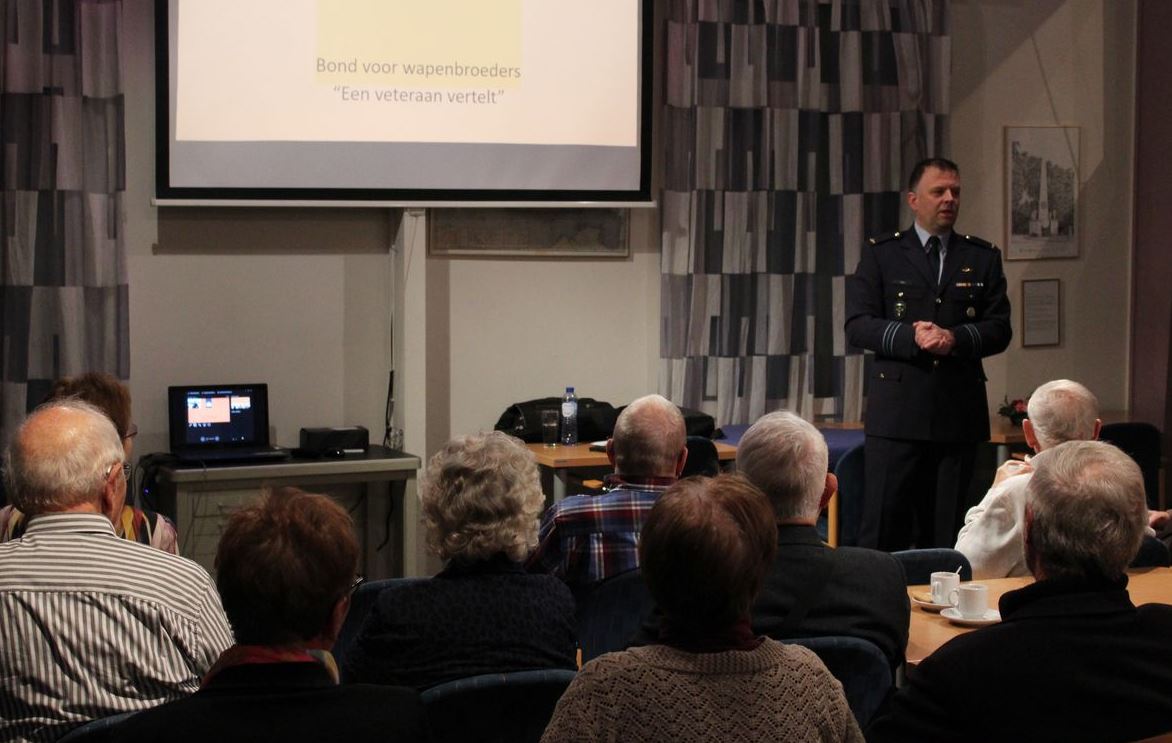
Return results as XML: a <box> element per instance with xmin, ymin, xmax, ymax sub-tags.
<box><xmin>1004</xmin><ymin>126</ymin><xmax>1080</xmax><ymax>260</ymax></box>
<box><xmin>1021</xmin><ymin>278</ymin><xmax>1061</xmax><ymax>347</ymax></box>
<box><xmin>428</xmin><ymin>208</ymin><xmax>629</xmax><ymax>257</ymax></box>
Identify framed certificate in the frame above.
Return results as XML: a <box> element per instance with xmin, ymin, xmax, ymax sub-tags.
<box><xmin>1021</xmin><ymin>278</ymin><xmax>1061</xmax><ymax>347</ymax></box>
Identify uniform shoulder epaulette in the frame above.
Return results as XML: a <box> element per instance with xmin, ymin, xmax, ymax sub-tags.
<box><xmin>867</xmin><ymin>231</ymin><xmax>901</xmax><ymax>246</ymax></box>
<box><xmin>957</xmin><ymin>233</ymin><xmax>998</xmax><ymax>251</ymax></box>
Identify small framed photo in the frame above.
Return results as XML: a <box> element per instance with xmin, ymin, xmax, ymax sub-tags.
<box><xmin>1021</xmin><ymin>278</ymin><xmax>1061</xmax><ymax>347</ymax></box>
<box><xmin>1004</xmin><ymin>126</ymin><xmax>1080</xmax><ymax>260</ymax></box>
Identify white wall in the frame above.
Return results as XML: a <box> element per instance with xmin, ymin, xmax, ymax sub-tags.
<box><xmin>950</xmin><ymin>0</ymin><xmax>1135</xmax><ymax>412</ymax></box>
<box><xmin>436</xmin><ymin>211</ymin><xmax>661</xmax><ymax>439</ymax></box>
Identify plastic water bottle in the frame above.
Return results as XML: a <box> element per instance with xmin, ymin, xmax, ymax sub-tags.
<box><xmin>560</xmin><ymin>387</ymin><xmax>578</xmax><ymax>445</ymax></box>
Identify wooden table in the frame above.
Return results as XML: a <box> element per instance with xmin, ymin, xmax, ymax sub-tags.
<box><xmin>526</xmin><ymin>441</ymin><xmax>738</xmax><ymax>501</ymax></box>
<box><xmin>906</xmin><ymin>566</ymin><xmax>1172</xmax><ymax>665</ymax></box>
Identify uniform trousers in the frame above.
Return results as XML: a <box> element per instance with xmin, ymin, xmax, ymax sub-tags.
<box><xmin>859</xmin><ymin>435</ymin><xmax>976</xmax><ymax>551</ymax></box>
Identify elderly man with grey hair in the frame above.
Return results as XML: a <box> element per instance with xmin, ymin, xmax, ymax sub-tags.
<box><xmin>731</xmin><ymin>411</ymin><xmax>909</xmax><ymax>669</ymax></box>
<box><xmin>0</xmin><ymin>401</ymin><xmax>233</xmax><ymax>743</ymax></box>
<box><xmin>955</xmin><ymin>379</ymin><xmax>1101</xmax><ymax>578</ymax></box>
<box><xmin>870</xmin><ymin>440</ymin><xmax>1172</xmax><ymax>742</ymax></box>
<box><xmin>528</xmin><ymin>394</ymin><xmax>688</xmax><ymax>588</ymax></box>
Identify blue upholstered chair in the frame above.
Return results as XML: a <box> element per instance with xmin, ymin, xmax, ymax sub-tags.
<box><xmin>832</xmin><ymin>443</ymin><xmax>866</xmax><ymax>547</ymax></box>
<box><xmin>331</xmin><ymin>577</ymin><xmax>425</xmax><ymax>668</ymax></box>
<box><xmin>420</xmin><ymin>669</ymin><xmax>576</xmax><ymax>743</ymax></box>
<box><xmin>1132</xmin><ymin>535</ymin><xmax>1172</xmax><ymax>569</ymax></box>
<box><xmin>55</xmin><ymin>711</ymin><xmax>140</xmax><ymax>742</ymax></box>
<box><xmin>574</xmin><ymin>569</ymin><xmax>652</xmax><ymax>664</ymax></box>
<box><xmin>891</xmin><ymin>548</ymin><xmax>972</xmax><ymax>585</ymax></box>
<box><xmin>787</xmin><ymin>636</ymin><xmax>892</xmax><ymax>727</ymax></box>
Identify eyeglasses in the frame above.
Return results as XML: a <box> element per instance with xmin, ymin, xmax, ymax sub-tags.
<box><xmin>105</xmin><ymin>462</ymin><xmax>131</xmax><ymax>480</ymax></box>
<box><xmin>122</xmin><ymin>423</ymin><xmax>138</xmax><ymax>440</ymax></box>
<box><xmin>349</xmin><ymin>575</ymin><xmax>366</xmax><ymax>595</ymax></box>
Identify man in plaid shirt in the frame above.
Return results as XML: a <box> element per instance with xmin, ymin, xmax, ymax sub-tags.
<box><xmin>527</xmin><ymin>394</ymin><xmax>688</xmax><ymax>588</ymax></box>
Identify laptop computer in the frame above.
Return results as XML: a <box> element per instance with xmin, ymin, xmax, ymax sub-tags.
<box><xmin>168</xmin><ymin>383</ymin><xmax>289</xmax><ymax>464</ymax></box>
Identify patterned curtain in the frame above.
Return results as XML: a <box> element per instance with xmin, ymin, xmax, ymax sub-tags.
<box><xmin>660</xmin><ymin>0</ymin><xmax>949</xmax><ymax>426</ymax></box>
<box><xmin>0</xmin><ymin>0</ymin><xmax>126</xmax><ymax>446</ymax></box>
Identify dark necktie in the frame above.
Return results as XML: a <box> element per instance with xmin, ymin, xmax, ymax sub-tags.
<box><xmin>926</xmin><ymin>235</ymin><xmax>941</xmax><ymax>287</ymax></box>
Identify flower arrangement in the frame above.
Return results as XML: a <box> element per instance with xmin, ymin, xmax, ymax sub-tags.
<box><xmin>998</xmin><ymin>396</ymin><xmax>1029</xmax><ymax>427</ymax></box>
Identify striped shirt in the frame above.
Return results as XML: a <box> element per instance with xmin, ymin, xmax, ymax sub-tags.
<box><xmin>0</xmin><ymin>513</ymin><xmax>234</xmax><ymax>742</ymax></box>
<box><xmin>527</xmin><ymin>476</ymin><xmax>674</xmax><ymax>587</ymax></box>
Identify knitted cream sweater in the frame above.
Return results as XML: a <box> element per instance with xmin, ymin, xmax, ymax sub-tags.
<box><xmin>541</xmin><ymin>638</ymin><xmax>863</xmax><ymax>742</ymax></box>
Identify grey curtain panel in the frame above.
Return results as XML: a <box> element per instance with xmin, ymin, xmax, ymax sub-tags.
<box><xmin>0</xmin><ymin>0</ymin><xmax>127</xmax><ymax>446</ymax></box>
<box><xmin>659</xmin><ymin>0</ymin><xmax>950</xmax><ymax>426</ymax></box>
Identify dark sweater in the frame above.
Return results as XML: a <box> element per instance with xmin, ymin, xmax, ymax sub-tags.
<box><xmin>342</xmin><ymin>555</ymin><xmax>578</xmax><ymax>690</ymax></box>
<box><xmin>869</xmin><ymin>575</ymin><xmax>1172</xmax><ymax>742</ymax></box>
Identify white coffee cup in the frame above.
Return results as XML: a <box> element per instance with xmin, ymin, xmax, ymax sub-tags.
<box><xmin>949</xmin><ymin>583</ymin><xmax>989</xmax><ymax>619</ymax></box>
<box><xmin>930</xmin><ymin>571</ymin><xmax>960</xmax><ymax>605</ymax></box>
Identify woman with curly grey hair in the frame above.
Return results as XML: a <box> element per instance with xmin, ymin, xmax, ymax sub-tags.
<box><xmin>342</xmin><ymin>431</ymin><xmax>577</xmax><ymax>690</ymax></box>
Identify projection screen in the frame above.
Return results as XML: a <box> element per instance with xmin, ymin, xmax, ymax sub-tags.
<box><xmin>155</xmin><ymin>0</ymin><xmax>652</xmax><ymax>205</ymax></box>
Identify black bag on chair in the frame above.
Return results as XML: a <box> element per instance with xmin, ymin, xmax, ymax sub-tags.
<box><xmin>494</xmin><ymin>397</ymin><xmax>619</xmax><ymax>443</ymax></box>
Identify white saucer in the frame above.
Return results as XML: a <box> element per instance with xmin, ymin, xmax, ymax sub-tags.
<box><xmin>911</xmin><ymin>594</ymin><xmax>951</xmax><ymax>613</ymax></box>
<box><xmin>940</xmin><ymin>607</ymin><xmax>1001</xmax><ymax>627</ymax></box>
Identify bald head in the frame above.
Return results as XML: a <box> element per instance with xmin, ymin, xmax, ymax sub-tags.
<box><xmin>4</xmin><ymin>400</ymin><xmax>125</xmax><ymax>516</ymax></box>
<box><xmin>1026</xmin><ymin>380</ymin><xmax>1099</xmax><ymax>451</ymax></box>
<box><xmin>610</xmin><ymin>395</ymin><xmax>687</xmax><ymax>478</ymax></box>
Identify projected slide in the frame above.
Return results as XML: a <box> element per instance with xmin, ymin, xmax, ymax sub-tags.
<box><xmin>174</xmin><ymin>0</ymin><xmax>637</xmax><ymax>147</ymax></box>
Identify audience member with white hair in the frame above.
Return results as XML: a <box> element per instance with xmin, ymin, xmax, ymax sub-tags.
<box><xmin>870</xmin><ymin>440</ymin><xmax>1172</xmax><ymax>742</ymax></box>
<box><xmin>343</xmin><ymin>430</ymin><xmax>576</xmax><ymax>690</ymax></box>
<box><xmin>955</xmin><ymin>379</ymin><xmax>1101</xmax><ymax>578</ymax></box>
<box><xmin>528</xmin><ymin>394</ymin><xmax>688</xmax><ymax>588</ymax></box>
<box><xmin>0</xmin><ymin>401</ymin><xmax>232</xmax><ymax>742</ymax></box>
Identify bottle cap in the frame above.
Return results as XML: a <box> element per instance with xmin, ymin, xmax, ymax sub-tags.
<box><xmin>566</xmin><ymin>386</ymin><xmax>574</xmax><ymax>393</ymax></box>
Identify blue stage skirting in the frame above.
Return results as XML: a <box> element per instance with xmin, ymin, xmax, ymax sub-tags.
<box><xmin>717</xmin><ymin>424</ymin><xmax>864</xmax><ymax>472</ymax></box>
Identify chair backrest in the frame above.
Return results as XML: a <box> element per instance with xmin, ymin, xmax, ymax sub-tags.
<box><xmin>891</xmin><ymin>548</ymin><xmax>972</xmax><ymax>585</ymax></box>
<box><xmin>56</xmin><ymin>711</ymin><xmax>140</xmax><ymax>742</ymax></box>
<box><xmin>1100</xmin><ymin>422</ymin><xmax>1162</xmax><ymax>510</ymax></box>
<box><xmin>832</xmin><ymin>443</ymin><xmax>865</xmax><ymax>547</ymax></box>
<box><xmin>682</xmin><ymin>435</ymin><xmax>720</xmax><ymax>478</ymax></box>
<box><xmin>786</xmin><ymin>636</ymin><xmax>892</xmax><ymax>727</ymax></box>
<box><xmin>420</xmin><ymin>669</ymin><xmax>577</xmax><ymax>743</ymax></box>
<box><xmin>332</xmin><ymin>577</ymin><xmax>426</xmax><ymax>668</ymax></box>
<box><xmin>1131</xmin><ymin>535</ymin><xmax>1172</xmax><ymax>569</ymax></box>
<box><xmin>575</xmin><ymin>569</ymin><xmax>653</xmax><ymax>664</ymax></box>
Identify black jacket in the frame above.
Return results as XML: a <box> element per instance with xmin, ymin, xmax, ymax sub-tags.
<box><xmin>845</xmin><ymin>228</ymin><xmax>1011</xmax><ymax>442</ymax></box>
<box><xmin>104</xmin><ymin>662</ymin><xmax>428</xmax><ymax>743</ymax></box>
<box><xmin>869</xmin><ymin>575</ymin><xmax>1172</xmax><ymax>743</ymax></box>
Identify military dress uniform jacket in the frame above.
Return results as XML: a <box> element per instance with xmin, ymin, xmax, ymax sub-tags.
<box><xmin>845</xmin><ymin>228</ymin><xmax>1011</xmax><ymax>444</ymax></box>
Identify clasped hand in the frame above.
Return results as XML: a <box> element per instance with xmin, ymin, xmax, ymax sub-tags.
<box><xmin>914</xmin><ymin>321</ymin><xmax>954</xmax><ymax>355</ymax></box>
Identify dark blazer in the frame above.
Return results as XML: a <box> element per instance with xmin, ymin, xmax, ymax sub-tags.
<box><xmin>103</xmin><ymin>662</ymin><xmax>428</xmax><ymax>743</ymax></box>
<box><xmin>342</xmin><ymin>555</ymin><xmax>578</xmax><ymax>691</ymax></box>
<box><xmin>845</xmin><ymin>228</ymin><xmax>1011</xmax><ymax>443</ymax></box>
<box><xmin>637</xmin><ymin>525</ymin><xmax>910</xmax><ymax>669</ymax></box>
<box><xmin>868</xmin><ymin>575</ymin><xmax>1172</xmax><ymax>743</ymax></box>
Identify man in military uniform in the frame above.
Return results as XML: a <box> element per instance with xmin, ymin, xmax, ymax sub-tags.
<box><xmin>845</xmin><ymin>158</ymin><xmax>1011</xmax><ymax>550</ymax></box>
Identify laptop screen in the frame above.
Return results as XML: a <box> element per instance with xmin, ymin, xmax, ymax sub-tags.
<box><xmin>168</xmin><ymin>383</ymin><xmax>271</xmax><ymax>452</ymax></box>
